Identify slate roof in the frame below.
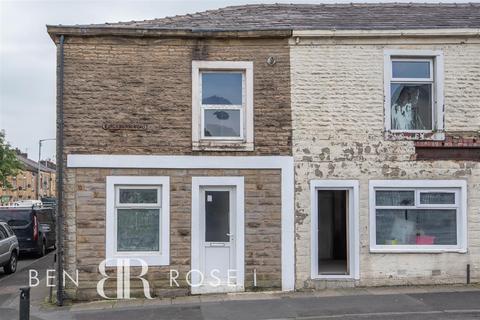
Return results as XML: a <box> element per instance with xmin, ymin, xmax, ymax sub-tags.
<box><xmin>56</xmin><ymin>3</ymin><xmax>480</xmax><ymax>32</ymax></box>
<box><xmin>17</xmin><ymin>155</ymin><xmax>55</xmax><ymax>174</ymax></box>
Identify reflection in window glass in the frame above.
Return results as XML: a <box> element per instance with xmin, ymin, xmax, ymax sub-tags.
<box><xmin>117</xmin><ymin>209</ymin><xmax>159</xmax><ymax>251</ymax></box>
<box><xmin>392</xmin><ymin>61</ymin><xmax>430</xmax><ymax>78</ymax></box>
<box><xmin>204</xmin><ymin>109</ymin><xmax>241</xmax><ymax>137</ymax></box>
<box><xmin>202</xmin><ymin>72</ymin><xmax>242</xmax><ymax>105</ymax></box>
<box><xmin>119</xmin><ymin>189</ymin><xmax>158</xmax><ymax>204</ymax></box>
<box><xmin>205</xmin><ymin>191</ymin><xmax>230</xmax><ymax>242</ymax></box>
<box><xmin>391</xmin><ymin>83</ymin><xmax>432</xmax><ymax>130</ymax></box>
<box><xmin>420</xmin><ymin>192</ymin><xmax>455</xmax><ymax>205</ymax></box>
<box><xmin>376</xmin><ymin>191</ymin><xmax>415</xmax><ymax>206</ymax></box>
<box><xmin>376</xmin><ymin>209</ymin><xmax>457</xmax><ymax>245</ymax></box>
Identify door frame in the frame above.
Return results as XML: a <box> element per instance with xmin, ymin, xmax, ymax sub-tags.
<box><xmin>310</xmin><ymin>180</ymin><xmax>360</xmax><ymax>280</ymax></box>
<box><xmin>191</xmin><ymin>176</ymin><xmax>245</xmax><ymax>294</ymax></box>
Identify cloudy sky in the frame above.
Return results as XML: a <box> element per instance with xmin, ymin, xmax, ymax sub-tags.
<box><xmin>0</xmin><ymin>0</ymin><xmax>470</xmax><ymax>162</ymax></box>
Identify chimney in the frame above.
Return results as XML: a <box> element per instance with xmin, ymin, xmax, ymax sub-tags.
<box><xmin>14</xmin><ymin>148</ymin><xmax>28</xmax><ymax>158</ymax></box>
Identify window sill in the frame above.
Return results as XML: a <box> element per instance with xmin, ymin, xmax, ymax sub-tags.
<box><xmin>106</xmin><ymin>253</ymin><xmax>169</xmax><ymax>266</ymax></box>
<box><xmin>311</xmin><ymin>275</ymin><xmax>356</xmax><ymax>280</ymax></box>
<box><xmin>370</xmin><ymin>247</ymin><xmax>466</xmax><ymax>254</ymax></box>
<box><xmin>384</xmin><ymin>131</ymin><xmax>445</xmax><ymax>141</ymax></box>
<box><xmin>192</xmin><ymin>141</ymin><xmax>254</xmax><ymax>152</ymax></box>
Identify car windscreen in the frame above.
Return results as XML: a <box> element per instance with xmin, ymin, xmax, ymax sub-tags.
<box><xmin>0</xmin><ymin>209</ymin><xmax>32</xmax><ymax>228</ymax></box>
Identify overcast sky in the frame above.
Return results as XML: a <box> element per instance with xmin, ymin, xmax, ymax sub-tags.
<box><xmin>0</xmin><ymin>0</ymin><xmax>471</xmax><ymax>162</ymax></box>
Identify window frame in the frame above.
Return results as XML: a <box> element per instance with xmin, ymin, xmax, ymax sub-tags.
<box><xmin>369</xmin><ymin>180</ymin><xmax>467</xmax><ymax>253</ymax></box>
<box><xmin>384</xmin><ymin>50</ymin><xmax>444</xmax><ymax>137</ymax></box>
<box><xmin>0</xmin><ymin>225</ymin><xmax>7</xmax><ymax>239</ymax></box>
<box><xmin>115</xmin><ymin>185</ymin><xmax>162</xmax><ymax>253</ymax></box>
<box><xmin>192</xmin><ymin>61</ymin><xmax>254</xmax><ymax>150</ymax></box>
<box><xmin>106</xmin><ymin>176</ymin><xmax>170</xmax><ymax>266</ymax></box>
<box><xmin>200</xmin><ymin>70</ymin><xmax>245</xmax><ymax>141</ymax></box>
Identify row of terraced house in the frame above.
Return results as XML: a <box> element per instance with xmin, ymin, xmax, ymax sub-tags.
<box><xmin>47</xmin><ymin>3</ymin><xmax>480</xmax><ymax>300</ymax></box>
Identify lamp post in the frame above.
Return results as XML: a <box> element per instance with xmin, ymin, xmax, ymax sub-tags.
<box><xmin>37</xmin><ymin>138</ymin><xmax>56</xmax><ymax>200</ymax></box>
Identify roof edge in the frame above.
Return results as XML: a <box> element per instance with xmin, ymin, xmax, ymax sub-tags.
<box><xmin>292</xmin><ymin>28</ymin><xmax>480</xmax><ymax>38</ymax></box>
<box><xmin>46</xmin><ymin>25</ymin><xmax>293</xmax><ymax>41</ymax></box>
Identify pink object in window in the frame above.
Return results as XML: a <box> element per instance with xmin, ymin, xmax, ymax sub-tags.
<box><xmin>416</xmin><ymin>235</ymin><xmax>435</xmax><ymax>245</ymax></box>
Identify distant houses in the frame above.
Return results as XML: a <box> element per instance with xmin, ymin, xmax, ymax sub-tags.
<box><xmin>0</xmin><ymin>149</ymin><xmax>56</xmax><ymax>204</ymax></box>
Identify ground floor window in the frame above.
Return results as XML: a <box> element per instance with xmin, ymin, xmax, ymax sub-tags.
<box><xmin>369</xmin><ymin>180</ymin><xmax>467</xmax><ymax>253</ymax></box>
<box><xmin>106</xmin><ymin>176</ymin><xmax>170</xmax><ymax>266</ymax></box>
<box><xmin>116</xmin><ymin>186</ymin><xmax>161</xmax><ymax>252</ymax></box>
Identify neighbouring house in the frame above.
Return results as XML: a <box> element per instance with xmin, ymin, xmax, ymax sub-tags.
<box><xmin>289</xmin><ymin>5</ymin><xmax>480</xmax><ymax>288</ymax></box>
<box><xmin>0</xmin><ymin>150</ymin><xmax>56</xmax><ymax>204</ymax></box>
<box><xmin>47</xmin><ymin>3</ymin><xmax>480</xmax><ymax>301</ymax></box>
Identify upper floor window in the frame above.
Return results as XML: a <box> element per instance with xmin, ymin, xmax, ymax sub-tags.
<box><xmin>201</xmin><ymin>71</ymin><xmax>244</xmax><ymax>138</ymax></box>
<box><xmin>192</xmin><ymin>61</ymin><xmax>253</xmax><ymax>151</ymax></box>
<box><xmin>384</xmin><ymin>50</ymin><xmax>444</xmax><ymax>140</ymax></box>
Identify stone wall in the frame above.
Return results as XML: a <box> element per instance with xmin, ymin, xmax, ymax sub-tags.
<box><xmin>291</xmin><ymin>36</ymin><xmax>480</xmax><ymax>288</ymax></box>
<box><xmin>65</xmin><ymin>168</ymin><xmax>282</xmax><ymax>300</ymax></box>
<box><xmin>59</xmin><ymin>35</ymin><xmax>291</xmax><ymax>299</ymax></box>
<box><xmin>61</xmin><ymin>36</ymin><xmax>292</xmax><ymax>156</ymax></box>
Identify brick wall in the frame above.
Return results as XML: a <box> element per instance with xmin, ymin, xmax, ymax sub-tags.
<box><xmin>291</xmin><ymin>37</ymin><xmax>480</xmax><ymax>288</ymax></box>
<box><xmin>62</xmin><ymin>36</ymin><xmax>291</xmax><ymax>156</ymax></box>
<box><xmin>64</xmin><ymin>168</ymin><xmax>282</xmax><ymax>300</ymax></box>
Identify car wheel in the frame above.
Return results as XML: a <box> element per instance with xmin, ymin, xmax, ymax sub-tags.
<box><xmin>4</xmin><ymin>252</ymin><xmax>17</xmax><ymax>274</ymax></box>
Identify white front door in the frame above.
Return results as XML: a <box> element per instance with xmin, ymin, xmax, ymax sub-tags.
<box><xmin>191</xmin><ymin>177</ymin><xmax>245</xmax><ymax>294</ymax></box>
<box><xmin>198</xmin><ymin>187</ymin><xmax>236</xmax><ymax>292</ymax></box>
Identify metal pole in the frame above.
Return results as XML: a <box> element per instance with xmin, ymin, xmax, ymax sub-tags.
<box><xmin>56</xmin><ymin>34</ymin><xmax>65</xmax><ymax>307</ymax></box>
<box><xmin>19</xmin><ymin>287</ymin><xmax>30</xmax><ymax>320</ymax></box>
<box><xmin>37</xmin><ymin>140</ymin><xmax>42</xmax><ymax>200</ymax></box>
<box><xmin>37</xmin><ymin>138</ymin><xmax>55</xmax><ymax>201</ymax></box>
<box><xmin>467</xmin><ymin>264</ymin><xmax>471</xmax><ymax>284</ymax></box>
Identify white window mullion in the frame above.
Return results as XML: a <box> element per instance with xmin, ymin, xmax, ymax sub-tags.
<box><xmin>192</xmin><ymin>61</ymin><xmax>253</xmax><ymax>149</ymax></box>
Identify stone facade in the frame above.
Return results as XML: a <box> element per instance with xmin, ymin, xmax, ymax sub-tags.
<box><xmin>58</xmin><ymin>36</ymin><xmax>291</xmax><ymax>300</ymax></box>
<box><xmin>291</xmin><ymin>36</ymin><xmax>480</xmax><ymax>288</ymax></box>
<box><xmin>54</xmin><ymin>26</ymin><xmax>480</xmax><ymax>300</ymax></box>
<box><xmin>61</xmin><ymin>36</ymin><xmax>291</xmax><ymax>156</ymax></box>
<box><xmin>65</xmin><ymin>168</ymin><xmax>282</xmax><ymax>300</ymax></box>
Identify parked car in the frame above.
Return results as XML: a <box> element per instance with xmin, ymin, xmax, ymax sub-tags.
<box><xmin>0</xmin><ymin>221</ymin><xmax>19</xmax><ymax>274</ymax></box>
<box><xmin>40</xmin><ymin>197</ymin><xmax>57</xmax><ymax>208</ymax></box>
<box><xmin>0</xmin><ymin>206</ymin><xmax>56</xmax><ymax>257</ymax></box>
<box><xmin>12</xmin><ymin>200</ymin><xmax>43</xmax><ymax>207</ymax></box>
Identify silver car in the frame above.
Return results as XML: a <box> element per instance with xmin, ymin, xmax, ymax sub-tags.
<box><xmin>0</xmin><ymin>221</ymin><xmax>19</xmax><ymax>274</ymax></box>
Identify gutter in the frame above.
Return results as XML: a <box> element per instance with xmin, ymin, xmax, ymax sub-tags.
<box><xmin>46</xmin><ymin>25</ymin><xmax>480</xmax><ymax>41</ymax></box>
<box><xmin>292</xmin><ymin>28</ymin><xmax>480</xmax><ymax>38</ymax></box>
<box><xmin>55</xmin><ymin>34</ymin><xmax>65</xmax><ymax>306</ymax></box>
<box><xmin>46</xmin><ymin>26</ymin><xmax>292</xmax><ymax>40</ymax></box>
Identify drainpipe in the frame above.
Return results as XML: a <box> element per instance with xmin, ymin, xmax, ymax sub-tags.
<box><xmin>55</xmin><ymin>34</ymin><xmax>65</xmax><ymax>306</ymax></box>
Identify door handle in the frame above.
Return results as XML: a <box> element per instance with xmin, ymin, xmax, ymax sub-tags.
<box><xmin>226</xmin><ymin>233</ymin><xmax>233</xmax><ymax>237</ymax></box>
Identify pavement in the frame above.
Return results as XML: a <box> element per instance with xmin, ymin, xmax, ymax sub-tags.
<box><xmin>0</xmin><ymin>250</ymin><xmax>55</xmax><ymax>320</ymax></box>
<box><xmin>3</xmin><ymin>284</ymin><xmax>480</xmax><ymax>320</ymax></box>
<box><xmin>2</xmin><ymin>256</ymin><xmax>480</xmax><ymax>320</ymax></box>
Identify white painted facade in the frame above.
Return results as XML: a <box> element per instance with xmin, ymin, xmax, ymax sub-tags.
<box><xmin>290</xmin><ymin>35</ymin><xmax>480</xmax><ymax>288</ymax></box>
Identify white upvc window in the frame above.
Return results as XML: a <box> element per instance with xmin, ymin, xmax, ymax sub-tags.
<box><xmin>384</xmin><ymin>50</ymin><xmax>444</xmax><ymax>138</ymax></box>
<box><xmin>192</xmin><ymin>61</ymin><xmax>254</xmax><ymax>151</ymax></box>
<box><xmin>369</xmin><ymin>180</ymin><xmax>467</xmax><ymax>253</ymax></box>
<box><xmin>106</xmin><ymin>176</ymin><xmax>170</xmax><ymax>266</ymax></box>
